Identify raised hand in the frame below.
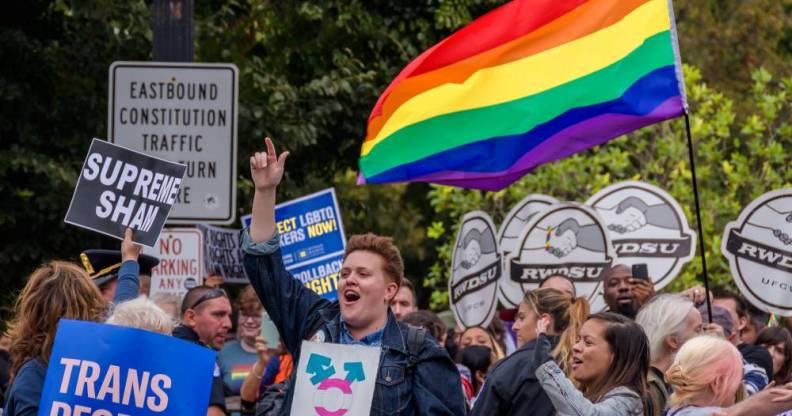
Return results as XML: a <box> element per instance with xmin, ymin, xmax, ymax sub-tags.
<box><xmin>630</xmin><ymin>278</ymin><xmax>655</xmax><ymax>306</ymax></box>
<box><xmin>121</xmin><ymin>228</ymin><xmax>141</xmax><ymax>262</ymax></box>
<box><xmin>250</xmin><ymin>137</ymin><xmax>290</xmax><ymax>191</ymax></box>
<box><xmin>681</xmin><ymin>285</ymin><xmax>711</xmax><ymax>305</ymax></box>
<box><xmin>254</xmin><ymin>336</ymin><xmax>273</xmax><ymax>364</ymax></box>
<box><xmin>536</xmin><ymin>315</ymin><xmax>551</xmax><ymax>337</ymax></box>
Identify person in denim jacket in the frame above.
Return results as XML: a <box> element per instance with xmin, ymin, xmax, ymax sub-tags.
<box><xmin>242</xmin><ymin>138</ymin><xmax>466</xmax><ymax>416</ymax></box>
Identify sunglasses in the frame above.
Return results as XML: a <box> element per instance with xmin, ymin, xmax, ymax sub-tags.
<box><xmin>188</xmin><ymin>288</ymin><xmax>228</xmax><ymax>311</ymax></box>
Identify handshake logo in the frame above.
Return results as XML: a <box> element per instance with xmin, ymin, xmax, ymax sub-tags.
<box><xmin>450</xmin><ymin>211</ymin><xmax>501</xmax><ymax>329</ymax></box>
<box><xmin>722</xmin><ymin>189</ymin><xmax>792</xmax><ymax>316</ymax></box>
<box><xmin>544</xmin><ymin>218</ymin><xmax>608</xmax><ymax>259</ymax></box>
<box><xmin>507</xmin><ymin>203</ymin><xmax>615</xmax><ymax>306</ymax></box>
<box><xmin>497</xmin><ymin>194</ymin><xmax>559</xmax><ymax>308</ymax></box>
<box><xmin>587</xmin><ymin>181</ymin><xmax>696</xmax><ymax>291</ymax></box>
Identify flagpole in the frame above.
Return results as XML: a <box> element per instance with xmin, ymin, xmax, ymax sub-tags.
<box><xmin>684</xmin><ymin>113</ymin><xmax>713</xmax><ymax>322</ymax></box>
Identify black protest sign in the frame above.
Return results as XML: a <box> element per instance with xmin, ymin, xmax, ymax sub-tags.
<box><xmin>197</xmin><ymin>224</ymin><xmax>247</xmax><ymax>284</ymax></box>
<box><xmin>65</xmin><ymin>138</ymin><xmax>186</xmax><ymax>247</ymax></box>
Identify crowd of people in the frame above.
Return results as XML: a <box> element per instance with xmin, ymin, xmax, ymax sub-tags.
<box><xmin>2</xmin><ymin>139</ymin><xmax>792</xmax><ymax>416</ymax></box>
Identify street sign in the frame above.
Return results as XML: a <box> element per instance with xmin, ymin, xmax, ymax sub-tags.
<box><xmin>143</xmin><ymin>227</ymin><xmax>204</xmax><ymax>299</ymax></box>
<box><xmin>108</xmin><ymin>61</ymin><xmax>238</xmax><ymax>224</ymax></box>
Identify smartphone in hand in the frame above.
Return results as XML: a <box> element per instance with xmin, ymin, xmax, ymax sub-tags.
<box><xmin>631</xmin><ymin>263</ymin><xmax>649</xmax><ymax>280</ymax></box>
<box><xmin>260</xmin><ymin>311</ymin><xmax>280</xmax><ymax>347</ymax></box>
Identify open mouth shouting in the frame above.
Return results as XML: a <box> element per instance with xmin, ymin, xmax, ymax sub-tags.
<box><xmin>342</xmin><ymin>288</ymin><xmax>361</xmax><ymax>307</ymax></box>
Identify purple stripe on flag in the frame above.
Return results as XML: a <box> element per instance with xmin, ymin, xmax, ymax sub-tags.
<box><xmin>414</xmin><ymin>95</ymin><xmax>685</xmax><ymax>191</ymax></box>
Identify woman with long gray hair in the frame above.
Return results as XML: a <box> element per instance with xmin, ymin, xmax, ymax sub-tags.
<box><xmin>636</xmin><ymin>294</ymin><xmax>703</xmax><ymax>414</ymax></box>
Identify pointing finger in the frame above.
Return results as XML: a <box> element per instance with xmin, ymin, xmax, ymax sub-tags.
<box><xmin>265</xmin><ymin>137</ymin><xmax>276</xmax><ymax>159</ymax></box>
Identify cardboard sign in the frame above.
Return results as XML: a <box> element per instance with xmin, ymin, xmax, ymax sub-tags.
<box><xmin>108</xmin><ymin>62</ymin><xmax>238</xmax><ymax>224</ymax></box>
<box><xmin>497</xmin><ymin>194</ymin><xmax>559</xmax><ymax>308</ymax></box>
<box><xmin>65</xmin><ymin>138</ymin><xmax>186</xmax><ymax>247</ymax></box>
<box><xmin>39</xmin><ymin>319</ymin><xmax>214</xmax><ymax>416</ymax></box>
<box><xmin>142</xmin><ymin>228</ymin><xmax>203</xmax><ymax>298</ymax></box>
<box><xmin>197</xmin><ymin>224</ymin><xmax>247</xmax><ymax>285</ymax></box>
<box><xmin>507</xmin><ymin>203</ymin><xmax>615</xmax><ymax>311</ymax></box>
<box><xmin>586</xmin><ymin>181</ymin><xmax>696</xmax><ymax>291</ymax></box>
<box><xmin>721</xmin><ymin>189</ymin><xmax>792</xmax><ymax>316</ymax></box>
<box><xmin>290</xmin><ymin>341</ymin><xmax>380</xmax><ymax>416</ymax></box>
<box><xmin>243</xmin><ymin>188</ymin><xmax>346</xmax><ymax>300</ymax></box>
<box><xmin>450</xmin><ymin>211</ymin><xmax>500</xmax><ymax>329</ymax></box>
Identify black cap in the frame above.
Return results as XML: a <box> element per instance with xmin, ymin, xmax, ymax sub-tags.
<box><xmin>80</xmin><ymin>249</ymin><xmax>159</xmax><ymax>287</ymax></box>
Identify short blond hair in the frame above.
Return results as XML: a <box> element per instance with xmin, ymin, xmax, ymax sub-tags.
<box><xmin>667</xmin><ymin>335</ymin><xmax>743</xmax><ymax>408</ymax></box>
<box><xmin>106</xmin><ymin>297</ymin><xmax>175</xmax><ymax>335</ymax></box>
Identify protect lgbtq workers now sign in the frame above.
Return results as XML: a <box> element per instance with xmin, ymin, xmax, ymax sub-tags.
<box><xmin>108</xmin><ymin>62</ymin><xmax>238</xmax><ymax>224</ymax></box>
<box><xmin>64</xmin><ymin>138</ymin><xmax>186</xmax><ymax>247</ymax></box>
<box><xmin>243</xmin><ymin>188</ymin><xmax>346</xmax><ymax>299</ymax></box>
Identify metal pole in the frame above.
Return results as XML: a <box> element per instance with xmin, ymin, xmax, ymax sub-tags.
<box><xmin>684</xmin><ymin>113</ymin><xmax>713</xmax><ymax>322</ymax></box>
<box><xmin>152</xmin><ymin>0</ymin><xmax>194</xmax><ymax>62</ymax></box>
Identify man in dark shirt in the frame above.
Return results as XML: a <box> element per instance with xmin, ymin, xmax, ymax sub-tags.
<box><xmin>602</xmin><ymin>264</ymin><xmax>655</xmax><ymax>319</ymax></box>
<box><xmin>173</xmin><ymin>286</ymin><xmax>233</xmax><ymax>416</ymax></box>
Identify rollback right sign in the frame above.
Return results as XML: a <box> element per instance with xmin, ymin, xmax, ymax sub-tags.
<box><xmin>722</xmin><ymin>189</ymin><xmax>792</xmax><ymax>316</ymax></box>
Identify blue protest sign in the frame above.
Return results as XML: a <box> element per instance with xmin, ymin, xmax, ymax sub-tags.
<box><xmin>288</xmin><ymin>253</ymin><xmax>344</xmax><ymax>300</ymax></box>
<box><xmin>243</xmin><ymin>188</ymin><xmax>345</xmax><ymax>266</ymax></box>
<box><xmin>243</xmin><ymin>188</ymin><xmax>346</xmax><ymax>300</ymax></box>
<box><xmin>39</xmin><ymin>319</ymin><xmax>215</xmax><ymax>416</ymax></box>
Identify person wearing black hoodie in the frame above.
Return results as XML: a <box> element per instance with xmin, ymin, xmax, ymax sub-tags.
<box><xmin>471</xmin><ymin>288</ymin><xmax>589</xmax><ymax>416</ymax></box>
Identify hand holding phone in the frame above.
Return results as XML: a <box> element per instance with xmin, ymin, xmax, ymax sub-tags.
<box><xmin>631</xmin><ymin>263</ymin><xmax>649</xmax><ymax>280</ymax></box>
<box><xmin>630</xmin><ymin>263</ymin><xmax>655</xmax><ymax>306</ymax></box>
<box><xmin>260</xmin><ymin>311</ymin><xmax>280</xmax><ymax>349</ymax></box>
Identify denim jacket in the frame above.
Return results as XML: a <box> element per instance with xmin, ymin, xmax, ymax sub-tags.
<box><xmin>242</xmin><ymin>230</ymin><xmax>466</xmax><ymax>416</ymax></box>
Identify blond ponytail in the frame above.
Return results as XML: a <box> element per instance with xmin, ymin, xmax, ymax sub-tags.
<box><xmin>553</xmin><ymin>296</ymin><xmax>589</xmax><ymax>374</ymax></box>
<box><xmin>522</xmin><ymin>288</ymin><xmax>590</xmax><ymax>375</ymax></box>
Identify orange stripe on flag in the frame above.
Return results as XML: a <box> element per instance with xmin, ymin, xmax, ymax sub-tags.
<box><xmin>365</xmin><ymin>0</ymin><xmax>650</xmax><ymax>143</ymax></box>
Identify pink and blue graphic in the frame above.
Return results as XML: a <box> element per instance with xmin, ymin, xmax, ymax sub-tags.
<box><xmin>306</xmin><ymin>353</ymin><xmax>367</xmax><ymax>416</ymax></box>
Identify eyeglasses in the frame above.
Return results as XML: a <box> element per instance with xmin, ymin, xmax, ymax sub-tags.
<box><xmin>239</xmin><ymin>314</ymin><xmax>262</xmax><ymax>323</ymax></box>
<box><xmin>188</xmin><ymin>288</ymin><xmax>228</xmax><ymax>311</ymax></box>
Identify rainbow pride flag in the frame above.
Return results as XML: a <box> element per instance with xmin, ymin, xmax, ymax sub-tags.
<box><xmin>359</xmin><ymin>0</ymin><xmax>687</xmax><ymax>191</ymax></box>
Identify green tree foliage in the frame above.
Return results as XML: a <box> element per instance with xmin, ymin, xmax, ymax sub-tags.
<box><xmin>0</xmin><ymin>0</ymin><xmax>504</xmax><ymax>319</ymax></box>
<box><xmin>675</xmin><ymin>0</ymin><xmax>792</xmax><ymax>98</ymax></box>
<box><xmin>424</xmin><ymin>66</ymin><xmax>792</xmax><ymax>310</ymax></box>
